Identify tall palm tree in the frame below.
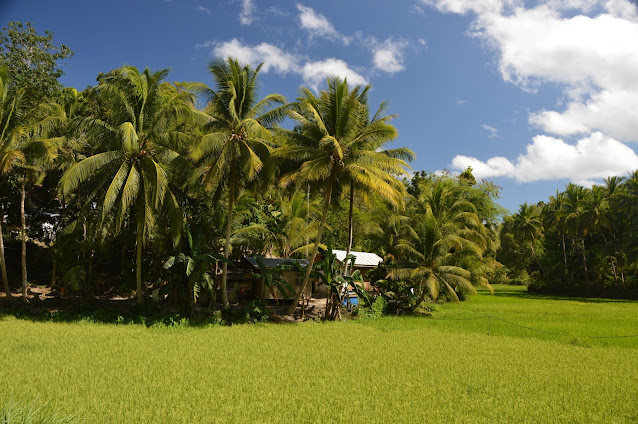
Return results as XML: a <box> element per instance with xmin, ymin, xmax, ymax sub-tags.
<box><xmin>189</xmin><ymin>58</ymin><xmax>288</xmax><ymax>307</ymax></box>
<box><xmin>542</xmin><ymin>190</ymin><xmax>568</xmax><ymax>271</ymax></box>
<box><xmin>0</xmin><ymin>66</ymin><xmax>24</xmax><ymax>301</ymax></box>
<box><xmin>340</xmin><ymin>99</ymin><xmax>414</xmax><ymax>275</ymax></box>
<box><xmin>276</xmin><ymin>77</ymin><xmax>412</xmax><ymax>315</ymax></box>
<box><xmin>60</xmin><ymin>66</ymin><xmax>193</xmax><ymax>304</ymax></box>
<box><xmin>559</xmin><ymin>183</ymin><xmax>589</xmax><ymax>284</ymax></box>
<box><xmin>510</xmin><ymin>202</ymin><xmax>545</xmax><ymax>276</ymax></box>
<box><xmin>0</xmin><ymin>67</ymin><xmax>64</xmax><ymax>300</ymax></box>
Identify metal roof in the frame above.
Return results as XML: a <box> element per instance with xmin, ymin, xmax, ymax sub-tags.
<box><xmin>245</xmin><ymin>257</ymin><xmax>309</xmax><ymax>269</ymax></box>
<box><xmin>332</xmin><ymin>250</ymin><xmax>383</xmax><ymax>267</ymax></box>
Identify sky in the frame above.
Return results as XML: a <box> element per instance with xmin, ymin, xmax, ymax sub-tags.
<box><xmin>3</xmin><ymin>0</ymin><xmax>638</xmax><ymax>212</ymax></box>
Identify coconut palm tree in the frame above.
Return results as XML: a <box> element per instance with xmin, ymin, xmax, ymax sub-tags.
<box><xmin>0</xmin><ymin>66</ymin><xmax>24</xmax><ymax>300</ymax></box>
<box><xmin>511</xmin><ymin>202</ymin><xmax>545</xmax><ymax>276</ymax></box>
<box><xmin>0</xmin><ymin>67</ymin><xmax>64</xmax><ymax>300</ymax></box>
<box><xmin>391</xmin><ymin>178</ymin><xmax>489</xmax><ymax>307</ymax></box>
<box><xmin>340</xmin><ymin>99</ymin><xmax>414</xmax><ymax>275</ymax></box>
<box><xmin>276</xmin><ymin>77</ymin><xmax>412</xmax><ymax>315</ymax></box>
<box><xmin>559</xmin><ymin>183</ymin><xmax>589</xmax><ymax>284</ymax></box>
<box><xmin>189</xmin><ymin>58</ymin><xmax>288</xmax><ymax>307</ymax></box>
<box><xmin>60</xmin><ymin>66</ymin><xmax>193</xmax><ymax>304</ymax></box>
<box><xmin>542</xmin><ymin>190</ymin><xmax>568</xmax><ymax>271</ymax></box>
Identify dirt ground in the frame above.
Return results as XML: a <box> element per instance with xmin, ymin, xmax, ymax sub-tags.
<box><xmin>0</xmin><ymin>284</ymin><xmax>328</xmax><ymax>322</ymax></box>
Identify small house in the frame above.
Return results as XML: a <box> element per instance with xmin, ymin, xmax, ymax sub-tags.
<box><xmin>226</xmin><ymin>257</ymin><xmax>312</xmax><ymax>302</ymax></box>
<box><xmin>332</xmin><ymin>250</ymin><xmax>383</xmax><ymax>291</ymax></box>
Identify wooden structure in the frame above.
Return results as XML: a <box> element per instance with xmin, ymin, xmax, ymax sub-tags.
<box><xmin>225</xmin><ymin>257</ymin><xmax>312</xmax><ymax>302</ymax></box>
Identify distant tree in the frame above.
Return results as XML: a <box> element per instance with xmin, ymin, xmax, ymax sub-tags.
<box><xmin>0</xmin><ymin>21</ymin><xmax>73</xmax><ymax>103</ymax></box>
<box><xmin>510</xmin><ymin>202</ymin><xmax>545</xmax><ymax>276</ymax></box>
<box><xmin>391</xmin><ymin>178</ymin><xmax>489</xmax><ymax>307</ymax></box>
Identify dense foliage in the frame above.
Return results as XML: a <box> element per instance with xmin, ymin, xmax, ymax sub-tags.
<box><xmin>500</xmin><ymin>177</ymin><xmax>638</xmax><ymax>298</ymax></box>
<box><xmin>3</xmin><ymin>21</ymin><xmax>636</xmax><ymax>324</ymax></box>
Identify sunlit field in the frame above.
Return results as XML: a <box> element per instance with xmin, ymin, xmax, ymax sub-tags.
<box><xmin>2</xmin><ymin>285</ymin><xmax>637</xmax><ymax>423</ymax></box>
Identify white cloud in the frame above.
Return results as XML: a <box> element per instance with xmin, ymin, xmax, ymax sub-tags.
<box><xmin>422</xmin><ymin>0</ymin><xmax>638</xmax><ymax>142</ymax></box>
<box><xmin>296</xmin><ymin>4</ymin><xmax>350</xmax><ymax>44</ymax></box>
<box><xmin>456</xmin><ymin>98</ymin><xmax>468</xmax><ymax>104</ymax></box>
<box><xmin>212</xmin><ymin>39</ymin><xmax>299</xmax><ymax>74</ymax></box>
<box><xmin>421</xmin><ymin>0</ymin><xmax>521</xmax><ymax>15</ymax></box>
<box><xmin>410</xmin><ymin>4</ymin><xmax>427</xmax><ymax>14</ymax></box>
<box><xmin>482</xmin><ymin>124</ymin><xmax>499</xmax><ymax>138</ymax></box>
<box><xmin>239</xmin><ymin>0</ymin><xmax>256</xmax><ymax>25</ymax></box>
<box><xmin>196</xmin><ymin>5</ymin><xmax>212</xmax><ymax>15</ymax></box>
<box><xmin>301</xmin><ymin>58</ymin><xmax>368</xmax><ymax>90</ymax></box>
<box><xmin>210</xmin><ymin>40</ymin><xmax>366</xmax><ymax>90</ymax></box>
<box><xmin>371</xmin><ymin>38</ymin><xmax>409</xmax><ymax>73</ymax></box>
<box><xmin>451</xmin><ymin>132</ymin><xmax>638</xmax><ymax>182</ymax></box>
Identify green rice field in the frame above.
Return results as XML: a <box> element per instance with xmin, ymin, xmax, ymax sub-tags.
<box><xmin>1</xmin><ymin>285</ymin><xmax>637</xmax><ymax>423</ymax></box>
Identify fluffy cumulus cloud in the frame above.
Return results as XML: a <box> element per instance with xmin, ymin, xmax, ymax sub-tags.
<box><xmin>239</xmin><ymin>0</ymin><xmax>256</xmax><ymax>25</ymax></box>
<box><xmin>451</xmin><ymin>132</ymin><xmax>638</xmax><ymax>183</ymax></box>
<box><xmin>296</xmin><ymin>4</ymin><xmax>350</xmax><ymax>44</ymax></box>
<box><xmin>210</xmin><ymin>39</ymin><xmax>366</xmax><ymax>90</ymax></box>
<box><xmin>301</xmin><ymin>58</ymin><xmax>367</xmax><ymax>89</ymax></box>
<box><xmin>422</xmin><ymin>0</ymin><xmax>638</xmax><ymax>142</ymax></box>
<box><xmin>212</xmin><ymin>39</ymin><xmax>299</xmax><ymax>74</ymax></box>
<box><xmin>371</xmin><ymin>38</ymin><xmax>409</xmax><ymax>73</ymax></box>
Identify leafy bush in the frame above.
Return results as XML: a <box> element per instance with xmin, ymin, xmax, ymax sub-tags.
<box><xmin>359</xmin><ymin>296</ymin><xmax>388</xmax><ymax>319</ymax></box>
<box><xmin>221</xmin><ymin>300</ymin><xmax>271</xmax><ymax>324</ymax></box>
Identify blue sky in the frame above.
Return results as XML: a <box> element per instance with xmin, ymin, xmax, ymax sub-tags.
<box><xmin>3</xmin><ymin>0</ymin><xmax>638</xmax><ymax>212</ymax></box>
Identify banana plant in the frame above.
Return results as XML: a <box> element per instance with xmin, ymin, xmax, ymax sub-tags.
<box><xmin>315</xmin><ymin>238</ymin><xmax>371</xmax><ymax>320</ymax></box>
<box><xmin>249</xmin><ymin>256</ymin><xmax>294</xmax><ymax>304</ymax></box>
<box><xmin>163</xmin><ymin>224</ymin><xmax>231</xmax><ymax>307</ymax></box>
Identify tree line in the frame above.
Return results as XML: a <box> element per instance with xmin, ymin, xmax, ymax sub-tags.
<box><xmin>5</xmin><ymin>22</ymin><xmax>633</xmax><ymax>320</ymax></box>
<box><xmin>500</xmin><ymin>178</ymin><xmax>638</xmax><ymax>298</ymax></box>
<box><xmin>0</xmin><ymin>22</ymin><xmax>516</xmax><ymax>316</ymax></box>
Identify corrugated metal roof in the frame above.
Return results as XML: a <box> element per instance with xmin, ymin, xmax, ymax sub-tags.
<box><xmin>245</xmin><ymin>257</ymin><xmax>309</xmax><ymax>269</ymax></box>
<box><xmin>332</xmin><ymin>250</ymin><xmax>383</xmax><ymax>267</ymax></box>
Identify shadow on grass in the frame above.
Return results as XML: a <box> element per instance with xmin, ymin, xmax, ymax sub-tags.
<box><xmin>487</xmin><ymin>286</ymin><xmax>637</xmax><ymax>304</ymax></box>
<box><xmin>0</xmin><ymin>295</ymin><xmax>223</xmax><ymax>327</ymax></box>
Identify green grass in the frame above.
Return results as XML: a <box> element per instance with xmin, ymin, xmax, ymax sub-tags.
<box><xmin>1</xmin><ymin>286</ymin><xmax>637</xmax><ymax>423</ymax></box>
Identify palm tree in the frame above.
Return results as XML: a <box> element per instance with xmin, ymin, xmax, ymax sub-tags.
<box><xmin>189</xmin><ymin>58</ymin><xmax>288</xmax><ymax>307</ymax></box>
<box><xmin>277</xmin><ymin>77</ymin><xmax>412</xmax><ymax>315</ymax></box>
<box><xmin>0</xmin><ymin>67</ymin><xmax>64</xmax><ymax>300</ymax></box>
<box><xmin>511</xmin><ymin>202</ymin><xmax>545</xmax><ymax>276</ymax></box>
<box><xmin>559</xmin><ymin>183</ymin><xmax>589</xmax><ymax>284</ymax></box>
<box><xmin>0</xmin><ymin>66</ymin><xmax>23</xmax><ymax>300</ymax></box>
<box><xmin>60</xmin><ymin>66</ymin><xmax>193</xmax><ymax>304</ymax></box>
<box><xmin>391</xmin><ymin>178</ymin><xmax>488</xmax><ymax>307</ymax></box>
<box><xmin>340</xmin><ymin>99</ymin><xmax>414</xmax><ymax>275</ymax></box>
<box><xmin>542</xmin><ymin>190</ymin><xmax>568</xmax><ymax>271</ymax></box>
<box><xmin>232</xmin><ymin>190</ymin><xmax>321</xmax><ymax>259</ymax></box>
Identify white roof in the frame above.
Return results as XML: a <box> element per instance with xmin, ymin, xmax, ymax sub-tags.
<box><xmin>333</xmin><ymin>250</ymin><xmax>383</xmax><ymax>267</ymax></box>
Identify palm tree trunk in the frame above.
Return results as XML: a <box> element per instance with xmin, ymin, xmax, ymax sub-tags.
<box><xmin>221</xmin><ymin>165</ymin><xmax>236</xmax><ymax>307</ymax></box>
<box><xmin>343</xmin><ymin>183</ymin><xmax>355</xmax><ymax>276</ymax></box>
<box><xmin>136</xmin><ymin>222</ymin><xmax>144</xmax><ymax>305</ymax></box>
<box><xmin>0</xmin><ymin>203</ymin><xmax>11</xmax><ymax>301</ymax></box>
<box><xmin>20</xmin><ymin>181</ymin><xmax>27</xmax><ymax>301</ymax></box>
<box><xmin>561</xmin><ymin>231</ymin><xmax>567</xmax><ymax>272</ymax></box>
<box><xmin>50</xmin><ymin>257</ymin><xmax>57</xmax><ymax>287</ymax></box>
<box><xmin>412</xmin><ymin>280</ymin><xmax>430</xmax><ymax>313</ymax></box>
<box><xmin>581</xmin><ymin>238</ymin><xmax>590</xmax><ymax>285</ymax></box>
<box><xmin>286</xmin><ymin>182</ymin><xmax>333</xmax><ymax>316</ymax></box>
<box><xmin>530</xmin><ymin>244</ymin><xmax>545</xmax><ymax>276</ymax></box>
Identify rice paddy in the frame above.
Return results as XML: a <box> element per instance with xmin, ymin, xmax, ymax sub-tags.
<box><xmin>1</xmin><ymin>285</ymin><xmax>637</xmax><ymax>423</ymax></box>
